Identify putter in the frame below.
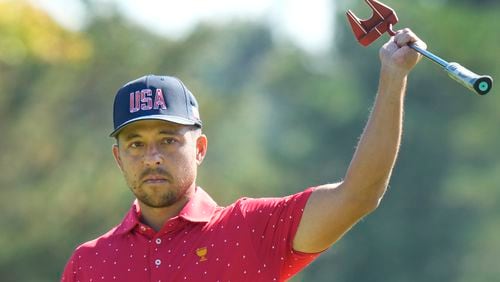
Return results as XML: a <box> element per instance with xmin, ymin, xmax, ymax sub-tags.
<box><xmin>346</xmin><ymin>0</ymin><xmax>493</xmax><ymax>95</ymax></box>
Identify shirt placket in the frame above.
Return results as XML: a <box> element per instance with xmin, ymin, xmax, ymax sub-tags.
<box><xmin>149</xmin><ymin>218</ymin><xmax>180</xmax><ymax>282</ymax></box>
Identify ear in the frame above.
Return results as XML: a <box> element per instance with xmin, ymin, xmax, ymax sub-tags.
<box><xmin>195</xmin><ymin>134</ymin><xmax>208</xmax><ymax>165</ymax></box>
<box><xmin>112</xmin><ymin>144</ymin><xmax>124</xmax><ymax>172</ymax></box>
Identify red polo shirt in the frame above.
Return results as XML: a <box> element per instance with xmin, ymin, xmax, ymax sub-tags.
<box><xmin>61</xmin><ymin>187</ymin><xmax>320</xmax><ymax>282</ymax></box>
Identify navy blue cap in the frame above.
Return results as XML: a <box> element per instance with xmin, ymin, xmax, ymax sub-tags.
<box><xmin>110</xmin><ymin>75</ymin><xmax>202</xmax><ymax>137</ymax></box>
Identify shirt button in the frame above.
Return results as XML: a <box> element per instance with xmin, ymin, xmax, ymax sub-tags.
<box><xmin>155</xmin><ymin>259</ymin><xmax>161</xmax><ymax>266</ymax></box>
<box><xmin>155</xmin><ymin>238</ymin><xmax>162</xmax><ymax>245</ymax></box>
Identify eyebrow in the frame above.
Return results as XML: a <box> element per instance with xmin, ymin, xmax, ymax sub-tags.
<box><xmin>123</xmin><ymin>133</ymin><xmax>142</xmax><ymax>141</ymax></box>
<box><xmin>122</xmin><ymin>127</ymin><xmax>184</xmax><ymax>141</ymax></box>
<box><xmin>158</xmin><ymin>129</ymin><xmax>183</xmax><ymax>136</ymax></box>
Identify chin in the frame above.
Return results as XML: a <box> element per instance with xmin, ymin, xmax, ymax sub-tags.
<box><xmin>141</xmin><ymin>197</ymin><xmax>178</xmax><ymax>208</ymax></box>
<box><xmin>130</xmin><ymin>183</ymin><xmax>174</xmax><ymax>207</ymax></box>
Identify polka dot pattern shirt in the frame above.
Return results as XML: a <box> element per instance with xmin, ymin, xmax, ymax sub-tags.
<box><xmin>61</xmin><ymin>187</ymin><xmax>320</xmax><ymax>281</ymax></box>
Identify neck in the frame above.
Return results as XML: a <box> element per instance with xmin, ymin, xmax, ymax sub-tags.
<box><xmin>138</xmin><ymin>187</ymin><xmax>196</xmax><ymax>232</ymax></box>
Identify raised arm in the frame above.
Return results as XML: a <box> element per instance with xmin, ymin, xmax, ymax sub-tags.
<box><xmin>293</xmin><ymin>29</ymin><xmax>426</xmax><ymax>253</ymax></box>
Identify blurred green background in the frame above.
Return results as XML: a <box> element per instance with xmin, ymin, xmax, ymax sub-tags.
<box><xmin>0</xmin><ymin>0</ymin><xmax>499</xmax><ymax>281</ymax></box>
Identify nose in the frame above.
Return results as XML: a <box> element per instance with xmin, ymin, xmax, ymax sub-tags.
<box><xmin>143</xmin><ymin>144</ymin><xmax>164</xmax><ymax>167</ymax></box>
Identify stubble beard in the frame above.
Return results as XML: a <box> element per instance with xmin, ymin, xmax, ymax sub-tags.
<box><xmin>125</xmin><ymin>159</ymin><xmax>197</xmax><ymax>209</ymax></box>
<box><xmin>136</xmin><ymin>187</ymin><xmax>179</xmax><ymax>208</ymax></box>
<box><xmin>130</xmin><ymin>172</ymin><xmax>195</xmax><ymax>209</ymax></box>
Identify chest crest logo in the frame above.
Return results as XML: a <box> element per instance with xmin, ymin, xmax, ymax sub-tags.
<box><xmin>196</xmin><ymin>247</ymin><xmax>208</xmax><ymax>262</ymax></box>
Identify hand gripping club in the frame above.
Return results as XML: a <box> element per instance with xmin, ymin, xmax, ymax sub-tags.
<box><xmin>346</xmin><ymin>0</ymin><xmax>493</xmax><ymax>95</ymax></box>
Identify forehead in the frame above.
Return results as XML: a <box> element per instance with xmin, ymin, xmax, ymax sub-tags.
<box><xmin>117</xmin><ymin>120</ymin><xmax>188</xmax><ymax>139</ymax></box>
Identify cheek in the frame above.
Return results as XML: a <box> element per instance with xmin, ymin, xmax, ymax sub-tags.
<box><xmin>185</xmin><ymin>148</ymin><xmax>199</xmax><ymax>169</ymax></box>
<box><xmin>170</xmin><ymin>154</ymin><xmax>192</xmax><ymax>172</ymax></box>
<box><xmin>172</xmin><ymin>150</ymin><xmax>198</xmax><ymax>177</ymax></box>
<box><xmin>120</xmin><ymin>158</ymin><xmax>142</xmax><ymax>186</ymax></box>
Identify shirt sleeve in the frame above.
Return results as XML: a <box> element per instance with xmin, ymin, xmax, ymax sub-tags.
<box><xmin>60</xmin><ymin>250</ymin><xmax>78</xmax><ymax>282</ymax></box>
<box><xmin>237</xmin><ymin>187</ymin><xmax>322</xmax><ymax>280</ymax></box>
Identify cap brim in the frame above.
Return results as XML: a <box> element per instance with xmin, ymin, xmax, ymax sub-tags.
<box><xmin>109</xmin><ymin>115</ymin><xmax>199</xmax><ymax>137</ymax></box>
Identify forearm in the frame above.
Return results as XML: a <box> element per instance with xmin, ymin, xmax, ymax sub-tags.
<box><xmin>295</xmin><ymin>73</ymin><xmax>406</xmax><ymax>251</ymax></box>
<box><xmin>293</xmin><ymin>29</ymin><xmax>425</xmax><ymax>253</ymax></box>
<box><xmin>343</xmin><ymin>67</ymin><xmax>407</xmax><ymax>206</ymax></box>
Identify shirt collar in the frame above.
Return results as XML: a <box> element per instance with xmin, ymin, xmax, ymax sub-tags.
<box><xmin>114</xmin><ymin>200</ymin><xmax>141</xmax><ymax>235</ymax></box>
<box><xmin>178</xmin><ymin>187</ymin><xmax>218</xmax><ymax>223</ymax></box>
<box><xmin>114</xmin><ymin>187</ymin><xmax>218</xmax><ymax>235</ymax></box>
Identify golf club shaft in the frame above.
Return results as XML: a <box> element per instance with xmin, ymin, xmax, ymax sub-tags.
<box><xmin>409</xmin><ymin>43</ymin><xmax>493</xmax><ymax>95</ymax></box>
<box><xmin>409</xmin><ymin>44</ymin><xmax>447</xmax><ymax>68</ymax></box>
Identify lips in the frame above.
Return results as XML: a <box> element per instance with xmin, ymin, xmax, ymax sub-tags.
<box><xmin>140</xmin><ymin>168</ymin><xmax>171</xmax><ymax>185</ymax></box>
<box><xmin>142</xmin><ymin>175</ymin><xmax>168</xmax><ymax>184</ymax></box>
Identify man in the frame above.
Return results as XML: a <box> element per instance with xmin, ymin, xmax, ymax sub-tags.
<box><xmin>62</xmin><ymin>29</ymin><xmax>425</xmax><ymax>281</ymax></box>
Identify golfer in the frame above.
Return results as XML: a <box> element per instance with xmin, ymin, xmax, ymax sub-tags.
<box><xmin>61</xmin><ymin>29</ymin><xmax>425</xmax><ymax>281</ymax></box>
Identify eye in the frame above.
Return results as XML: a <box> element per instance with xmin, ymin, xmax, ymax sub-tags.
<box><xmin>129</xmin><ymin>141</ymin><xmax>144</xmax><ymax>148</ymax></box>
<box><xmin>162</xmin><ymin>138</ymin><xmax>177</xmax><ymax>145</ymax></box>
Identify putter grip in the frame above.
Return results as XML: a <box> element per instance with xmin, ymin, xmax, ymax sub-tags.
<box><xmin>445</xmin><ymin>63</ymin><xmax>493</xmax><ymax>95</ymax></box>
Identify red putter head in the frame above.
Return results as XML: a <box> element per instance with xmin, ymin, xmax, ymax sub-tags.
<box><xmin>346</xmin><ymin>0</ymin><xmax>399</xmax><ymax>46</ymax></box>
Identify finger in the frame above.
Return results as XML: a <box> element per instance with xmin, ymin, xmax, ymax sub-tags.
<box><xmin>393</xmin><ymin>28</ymin><xmax>413</xmax><ymax>47</ymax></box>
<box><xmin>382</xmin><ymin>38</ymin><xmax>399</xmax><ymax>54</ymax></box>
<box><xmin>394</xmin><ymin>28</ymin><xmax>425</xmax><ymax>49</ymax></box>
